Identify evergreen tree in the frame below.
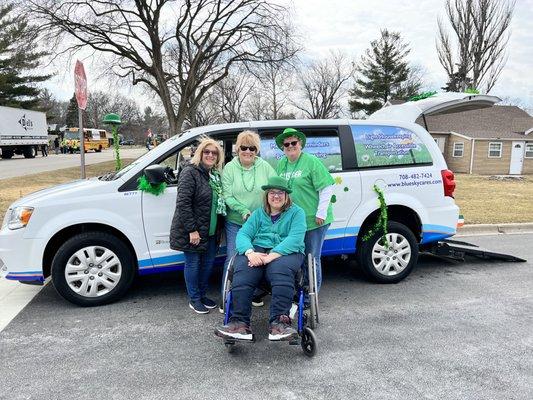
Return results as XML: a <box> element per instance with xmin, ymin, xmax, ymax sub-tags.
<box><xmin>349</xmin><ymin>29</ymin><xmax>411</xmax><ymax>116</ymax></box>
<box><xmin>65</xmin><ymin>94</ymin><xmax>89</xmax><ymax>128</ymax></box>
<box><xmin>0</xmin><ymin>3</ymin><xmax>51</xmax><ymax>109</ymax></box>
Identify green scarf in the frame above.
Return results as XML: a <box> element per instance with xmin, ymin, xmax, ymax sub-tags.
<box><xmin>209</xmin><ymin>170</ymin><xmax>226</xmax><ymax>216</ymax></box>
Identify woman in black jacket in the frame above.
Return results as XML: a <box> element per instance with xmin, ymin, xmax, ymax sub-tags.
<box><xmin>170</xmin><ymin>137</ymin><xmax>225</xmax><ymax>314</ymax></box>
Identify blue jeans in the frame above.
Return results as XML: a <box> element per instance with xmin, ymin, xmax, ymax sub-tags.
<box><xmin>303</xmin><ymin>223</ymin><xmax>330</xmax><ymax>293</ymax></box>
<box><xmin>221</xmin><ymin>221</ymin><xmax>241</xmax><ymax>298</ymax></box>
<box><xmin>183</xmin><ymin>236</ymin><xmax>217</xmax><ymax>302</ymax></box>
<box><xmin>230</xmin><ymin>247</ymin><xmax>304</xmax><ymax>325</ymax></box>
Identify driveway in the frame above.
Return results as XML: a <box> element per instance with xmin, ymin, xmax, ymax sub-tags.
<box><xmin>0</xmin><ymin>148</ymin><xmax>147</xmax><ymax>179</ymax></box>
<box><xmin>0</xmin><ymin>233</ymin><xmax>531</xmax><ymax>400</ymax></box>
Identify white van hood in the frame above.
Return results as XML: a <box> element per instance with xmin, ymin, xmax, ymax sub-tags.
<box><xmin>369</xmin><ymin>92</ymin><xmax>501</xmax><ymax>123</ymax></box>
<box><xmin>9</xmin><ymin>179</ymin><xmax>112</xmax><ymax>208</ymax></box>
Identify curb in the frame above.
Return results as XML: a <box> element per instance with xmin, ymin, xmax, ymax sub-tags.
<box><xmin>456</xmin><ymin>223</ymin><xmax>533</xmax><ymax>236</ymax></box>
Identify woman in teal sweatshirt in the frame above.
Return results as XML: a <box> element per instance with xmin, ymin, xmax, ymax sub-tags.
<box><xmin>215</xmin><ymin>176</ymin><xmax>306</xmax><ymax>342</ymax></box>
<box><xmin>221</xmin><ymin>130</ymin><xmax>276</xmax><ymax>305</ymax></box>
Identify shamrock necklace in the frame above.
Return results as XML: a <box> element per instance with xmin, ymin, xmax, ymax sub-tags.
<box><xmin>241</xmin><ymin>160</ymin><xmax>256</xmax><ymax>192</ymax></box>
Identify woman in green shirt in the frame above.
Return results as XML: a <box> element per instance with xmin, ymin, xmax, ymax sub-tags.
<box><xmin>221</xmin><ymin>130</ymin><xmax>276</xmax><ymax>306</ymax></box>
<box><xmin>275</xmin><ymin>128</ymin><xmax>335</xmax><ymax>295</ymax></box>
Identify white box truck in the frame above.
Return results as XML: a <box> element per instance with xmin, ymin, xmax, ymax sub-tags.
<box><xmin>0</xmin><ymin>105</ymin><xmax>49</xmax><ymax>159</ymax></box>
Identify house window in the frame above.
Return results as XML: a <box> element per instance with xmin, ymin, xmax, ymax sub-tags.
<box><xmin>525</xmin><ymin>143</ymin><xmax>533</xmax><ymax>158</ymax></box>
<box><xmin>453</xmin><ymin>142</ymin><xmax>464</xmax><ymax>157</ymax></box>
<box><xmin>488</xmin><ymin>142</ymin><xmax>502</xmax><ymax>158</ymax></box>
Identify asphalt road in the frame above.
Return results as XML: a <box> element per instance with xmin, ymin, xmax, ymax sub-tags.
<box><xmin>1</xmin><ymin>234</ymin><xmax>531</xmax><ymax>400</ymax></box>
<box><xmin>0</xmin><ymin>148</ymin><xmax>147</xmax><ymax>179</ymax></box>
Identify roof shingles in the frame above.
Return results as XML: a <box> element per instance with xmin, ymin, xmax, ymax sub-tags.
<box><xmin>415</xmin><ymin>106</ymin><xmax>533</xmax><ymax>139</ymax></box>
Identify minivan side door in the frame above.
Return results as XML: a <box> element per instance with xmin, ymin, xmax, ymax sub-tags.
<box><xmin>257</xmin><ymin>125</ymin><xmax>361</xmax><ymax>255</ymax></box>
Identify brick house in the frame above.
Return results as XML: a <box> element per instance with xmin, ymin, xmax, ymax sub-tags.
<box><xmin>415</xmin><ymin>106</ymin><xmax>533</xmax><ymax>175</ymax></box>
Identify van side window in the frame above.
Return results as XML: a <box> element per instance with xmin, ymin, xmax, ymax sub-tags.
<box><xmin>351</xmin><ymin>125</ymin><xmax>432</xmax><ymax>168</ymax></box>
<box><xmin>259</xmin><ymin>131</ymin><xmax>343</xmax><ymax>172</ymax></box>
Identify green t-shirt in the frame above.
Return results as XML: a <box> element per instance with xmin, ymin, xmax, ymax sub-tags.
<box><xmin>276</xmin><ymin>152</ymin><xmax>335</xmax><ymax>231</ymax></box>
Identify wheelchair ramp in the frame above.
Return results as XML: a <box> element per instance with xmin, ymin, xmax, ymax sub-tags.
<box><xmin>423</xmin><ymin>239</ymin><xmax>526</xmax><ymax>262</ymax></box>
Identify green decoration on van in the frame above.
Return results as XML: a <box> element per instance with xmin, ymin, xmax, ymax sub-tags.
<box><xmin>465</xmin><ymin>88</ymin><xmax>480</xmax><ymax>94</ymax></box>
<box><xmin>409</xmin><ymin>91</ymin><xmax>437</xmax><ymax>102</ymax></box>
<box><xmin>137</xmin><ymin>175</ymin><xmax>167</xmax><ymax>196</ymax></box>
<box><xmin>362</xmin><ymin>185</ymin><xmax>389</xmax><ymax>248</ymax></box>
<box><xmin>103</xmin><ymin>113</ymin><xmax>122</xmax><ymax>171</ymax></box>
<box><xmin>330</xmin><ymin>194</ymin><xmax>337</xmax><ymax>204</ymax></box>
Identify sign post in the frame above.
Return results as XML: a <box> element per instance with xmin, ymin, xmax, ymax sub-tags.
<box><xmin>74</xmin><ymin>60</ymin><xmax>88</xmax><ymax>179</ymax></box>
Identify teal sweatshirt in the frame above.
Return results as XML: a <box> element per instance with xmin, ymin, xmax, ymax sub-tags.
<box><xmin>236</xmin><ymin>204</ymin><xmax>306</xmax><ymax>255</ymax></box>
<box><xmin>222</xmin><ymin>156</ymin><xmax>277</xmax><ymax>225</ymax></box>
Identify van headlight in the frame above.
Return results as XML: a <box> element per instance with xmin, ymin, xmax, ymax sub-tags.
<box><xmin>8</xmin><ymin>207</ymin><xmax>34</xmax><ymax>230</ymax></box>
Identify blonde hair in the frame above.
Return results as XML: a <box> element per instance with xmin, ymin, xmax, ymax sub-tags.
<box><xmin>190</xmin><ymin>136</ymin><xmax>224</xmax><ymax>171</ymax></box>
<box><xmin>236</xmin><ymin>130</ymin><xmax>260</xmax><ymax>153</ymax></box>
<box><xmin>263</xmin><ymin>190</ymin><xmax>292</xmax><ymax>214</ymax></box>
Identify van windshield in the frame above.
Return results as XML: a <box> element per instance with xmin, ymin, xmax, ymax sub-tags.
<box><xmin>101</xmin><ymin>132</ymin><xmax>186</xmax><ymax>181</ymax></box>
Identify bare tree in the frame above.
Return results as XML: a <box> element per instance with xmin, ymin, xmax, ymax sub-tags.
<box><xmin>437</xmin><ymin>0</ymin><xmax>515</xmax><ymax>92</ymax></box>
<box><xmin>294</xmin><ymin>52</ymin><xmax>354</xmax><ymax>119</ymax></box>
<box><xmin>29</xmin><ymin>0</ymin><xmax>297</xmax><ymax>135</ymax></box>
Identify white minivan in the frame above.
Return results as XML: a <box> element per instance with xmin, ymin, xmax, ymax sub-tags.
<box><xmin>0</xmin><ymin>93</ymin><xmax>500</xmax><ymax>306</ymax></box>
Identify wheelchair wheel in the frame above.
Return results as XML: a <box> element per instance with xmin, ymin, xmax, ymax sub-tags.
<box><xmin>222</xmin><ymin>255</ymin><xmax>236</xmax><ymax>313</ymax></box>
<box><xmin>307</xmin><ymin>254</ymin><xmax>319</xmax><ymax>329</ymax></box>
<box><xmin>301</xmin><ymin>327</ymin><xmax>317</xmax><ymax>357</ymax></box>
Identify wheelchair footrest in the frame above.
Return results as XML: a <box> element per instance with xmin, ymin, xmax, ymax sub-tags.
<box><xmin>223</xmin><ymin>335</ymin><xmax>255</xmax><ymax>345</ymax></box>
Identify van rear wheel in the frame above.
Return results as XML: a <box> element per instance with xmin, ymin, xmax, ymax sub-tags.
<box><xmin>358</xmin><ymin>221</ymin><xmax>418</xmax><ymax>283</ymax></box>
<box><xmin>51</xmin><ymin>231</ymin><xmax>135</xmax><ymax>306</ymax></box>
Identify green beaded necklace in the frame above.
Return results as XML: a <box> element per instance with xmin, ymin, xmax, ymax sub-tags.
<box><xmin>282</xmin><ymin>153</ymin><xmax>302</xmax><ymax>189</ymax></box>
<box><xmin>240</xmin><ymin>160</ymin><xmax>256</xmax><ymax>192</ymax></box>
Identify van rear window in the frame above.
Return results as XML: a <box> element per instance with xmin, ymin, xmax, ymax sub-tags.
<box><xmin>351</xmin><ymin>125</ymin><xmax>432</xmax><ymax>168</ymax></box>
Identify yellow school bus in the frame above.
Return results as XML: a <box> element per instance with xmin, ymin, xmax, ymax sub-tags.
<box><xmin>64</xmin><ymin>128</ymin><xmax>110</xmax><ymax>152</ymax></box>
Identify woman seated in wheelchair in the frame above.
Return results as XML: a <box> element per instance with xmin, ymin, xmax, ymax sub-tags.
<box><xmin>215</xmin><ymin>176</ymin><xmax>306</xmax><ymax>341</ymax></box>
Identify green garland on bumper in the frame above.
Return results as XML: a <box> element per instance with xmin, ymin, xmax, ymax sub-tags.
<box><xmin>362</xmin><ymin>185</ymin><xmax>389</xmax><ymax>248</ymax></box>
<box><xmin>137</xmin><ymin>175</ymin><xmax>167</xmax><ymax>196</ymax></box>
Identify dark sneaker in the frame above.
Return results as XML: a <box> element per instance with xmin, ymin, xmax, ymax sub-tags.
<box><xmin>268</xmin><ymin>315</ymin><xmax>297</xmax><ymax>341</ymax></box>
<box><xmin>189</xmin><ymin>300</ymin><xmax>209</xmax><ymax>314</ymax></box>
<box><xmin>215</xmin><ymin>321</ymin><xmax>253</xmax><ymax>341</ymax></box>
<box><xmin>252</xmin><ymin>295</ymin><xmax>264</xmax><ymax>307</ymax></box>
<box><xmin>201</xmin><ymin>297</ymin><xmax>217</xmax><ymax>309</ymax></box>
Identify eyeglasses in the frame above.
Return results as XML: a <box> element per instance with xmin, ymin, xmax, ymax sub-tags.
<box><xmin>202</xmin><ymin>149</ymin><xmax>219</xmax><ymax>156</ymax></box>
<box><xmin>283</xmin><ymin>141</ymin><xmax>299</xmax><ymax>148</ymax></box>
<box><xmin>268</xmin><ymin>190</ymin><xmax>286</xmax><ymax>198</ymax></box>
<box><xmin>240</xmin><ymin>145</ymin><xmax>257</xmax><ymax>152</ymax></box>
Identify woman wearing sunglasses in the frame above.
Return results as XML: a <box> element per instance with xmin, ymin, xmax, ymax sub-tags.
<box><xmin>170</xmin><ymin>137</ymin><xmax>226</xmax><ymax>314</ymax></box>
<box><xmin>275</xmin><ymin>128</ymin><xmax>335</xmax><ymax>298</ymax></box>
<box><xmin>221</xmin><ymin>130</ymin><xmax>276</xmax><ymax>309</ymax></box>
<box><xmin>215</xmin><ymin>176</ymin><xmax>306</xmax><ymax>341</ymax></box>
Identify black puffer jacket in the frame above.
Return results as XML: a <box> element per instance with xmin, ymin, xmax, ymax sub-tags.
<box><xmin>169</xmin><ymin>163</ymin><xmax>214</xmax><ymax>252</ymax></box>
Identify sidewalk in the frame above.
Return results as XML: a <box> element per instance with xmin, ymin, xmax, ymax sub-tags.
<box><xmin>0</xmin><ymin>279</ymin><xmax>42</xmax><ymax>332</ymax></box>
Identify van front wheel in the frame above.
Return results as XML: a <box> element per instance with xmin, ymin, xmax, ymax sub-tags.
<box><xmin>51</xmin><ymin>231</ymin><xmax>136</xmax><ymax>306</ymax></box>
<box><xmin>358</xmin><ymin>221</ymin><xmax>418</xmax><ymax>283</ymax></box>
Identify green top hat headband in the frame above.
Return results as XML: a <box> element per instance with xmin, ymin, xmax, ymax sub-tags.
<box><xmin>275</xmin><ymin>128</ymin><xmax>306</xmax><ymax>150</ymax></box>
<box><xmin>261</xmin><ymin>176</ymin><xmax>292</xmax><ymax>194</ymax></box>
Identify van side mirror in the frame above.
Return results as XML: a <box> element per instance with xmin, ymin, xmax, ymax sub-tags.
<box><xmin>143</xmin><ymin>165</ymin><xmax>166</xmax><ymax>185</ymax></box>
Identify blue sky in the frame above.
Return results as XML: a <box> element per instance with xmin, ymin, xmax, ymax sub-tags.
<box><xmin>45</xmin><ymin>0</ymin><xmax>532</xmax><ymax>110</ymax></box>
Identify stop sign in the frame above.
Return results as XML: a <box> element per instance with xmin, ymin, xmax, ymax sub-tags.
<box><xmin>74</xmin><ymin>60</ymin><xmax>88</xmax><ymax>110</ymax></box>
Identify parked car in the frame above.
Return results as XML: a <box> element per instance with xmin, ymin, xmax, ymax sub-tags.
<box><xmin>0</xmin><ymin>93</ymin><xmax>501</xmax><ymax>306</ymax></box>
<box><xmin>120</xmin><ymin>139</ymin><xmax>135</xmax><ymax>145</ymax></box>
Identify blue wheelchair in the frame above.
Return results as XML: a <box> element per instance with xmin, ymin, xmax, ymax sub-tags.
<box><xmin>220</xmin><ymin>254</ymin><xmax>319</xmax><ymax>357</ymax></box>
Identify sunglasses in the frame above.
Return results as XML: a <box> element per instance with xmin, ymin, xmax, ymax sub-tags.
<box><xmin>202</xmin><ymin>149</ymin><xmax>219</xmax><ymax>156</ymax></box>
<box><xmin>268</xmin><ymin>190</ymin><xmax>286</xmax><ymax>198</ymax></box>
<box><xmin>283</xmin><ymin>141</ymin><xmax>299</xmax><ymax>148</ymax></box>
<box><xmin>240</xmin><ymin>145</ymin><xmax>257</xmax><ymax>152</ymax></box>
